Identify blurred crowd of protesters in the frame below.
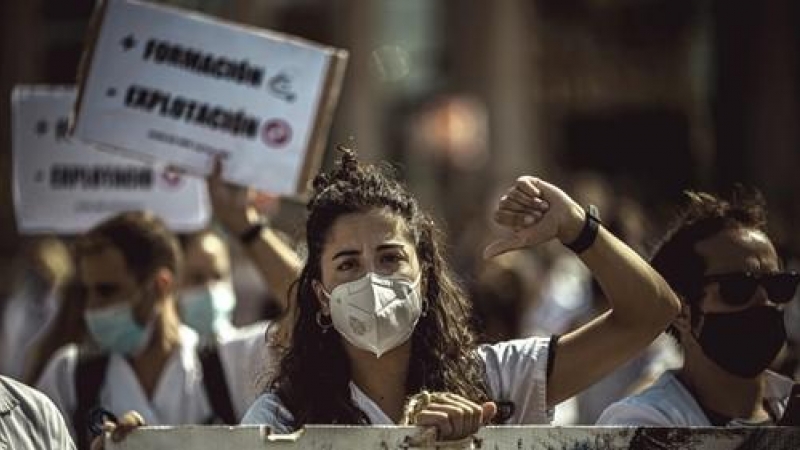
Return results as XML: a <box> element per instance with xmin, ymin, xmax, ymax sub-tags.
<box><xmin>2</xmin><ymin>53</ymin><xmax>800</xmax><ymax>450</ymax></box>
<box><xmin>1</xmin><ymin>162</ymin><xmax>797</xmax><ymax>446</ymax></box>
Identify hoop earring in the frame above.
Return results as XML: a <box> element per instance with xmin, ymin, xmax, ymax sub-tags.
<box><xmin>316</xmin><ymin>310</ymin><xmax>333</xmax><ymax>333</ymax></box>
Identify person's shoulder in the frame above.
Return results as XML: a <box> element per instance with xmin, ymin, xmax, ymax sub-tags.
<box><xmin>241</xmin><ymin>391</ymin><xmax>295</xmax><ymax>432</ymax></box>
<box><xmin>50</xmin><ymin>343</ymin><xmax>80</xmax><ymax>362</ymax></box>
<box><xmin>616</xmin><ymin>371</ymin><xmax>683</xmax><ymax>407</ymax></box>
<box><xmin>596</xmin><ymin>371</ymin><xmax>687</xmax><ymax>426</ymax></box>
<box><xmin>218</xmin><ymin>321</ymin><xmax>268</xmax><ymax>346</ymax></box>
<box><xmin>596</xmin><ymin>399</ymin><xmax>670</xmax><ymax>426</ymax></box>
<box><xmin>237</xmin><ymin>321</ymin><xmax>270</xmax><ymax>338</ymax></box>
<box><xmin>244</xmin><ymin>391</ymin><xmax>286</xmax><ymax>410</ymax></box>
<box><xmin>1</xmin><ymin>375</ymin><xmax>43</xmax><ymax>400</ymax></box>
<box><xmin>764</xmin><ymin>370</ymin><xmax>795</xmax><ymax>401</ymax></box>
<box><xmin>38</xmin><ymin>343</ymin><xmax>80</xmax><ymax>379</ymax></box>
<box><xmin>1</xmin><ymin>375</ymin><xmax>62</xmax><ymax>415</ymax></box>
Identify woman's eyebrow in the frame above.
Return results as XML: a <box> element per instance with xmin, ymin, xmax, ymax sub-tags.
<box><xmin>377</xmin><ymin>243</ymin><xmax>405</xmax><ymax>251</ymax></box>
<box><xmin>331</xmin><ymin>242</ymin><xmax>407</xmax><ymax>260</ymax></box>
<box><xmin>332</xmin><ymin>249</ymin><xmax>360</xmax><ymax>260</ymax></box>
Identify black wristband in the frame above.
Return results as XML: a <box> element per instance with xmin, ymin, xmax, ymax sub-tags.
<box><xmin>564</xmin><ymin>204</ymin><xmax>601</xmax><ymax>254</ymax></box>
<box><xmin>239</xmin><ymin>222</ymin><xmax>266</xmax><ymax>245</ymax></box>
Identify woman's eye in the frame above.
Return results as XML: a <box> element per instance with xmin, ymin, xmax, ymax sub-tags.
<box><xmin>381</xmin><ymin>253</ymin><xmax>404</xmax><ymax>264</ymax></box>
<box><xmin>336</xmin><ymin>259</ymin><xmax>356</xmax><ymax>271</ymax></box>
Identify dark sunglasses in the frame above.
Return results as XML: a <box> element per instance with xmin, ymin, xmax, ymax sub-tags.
<box><xmin>702</xmin><ymin>271</ymin><xmax>800</xmax><ymax>306</ymax></box>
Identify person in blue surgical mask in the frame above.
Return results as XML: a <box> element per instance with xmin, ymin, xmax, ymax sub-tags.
<box><xmin>241</xmin><ymin>147</ymin><xmax>680</xmax><ymax>440</ymax></box>
<box><xmin>175</xmin><ymin>228</ymin><xmax>278</xmax><ymax>414</ymax></box>
<box><xmin>177</xmin><ymin>228</ymin><xmax>288</xmax><ymax>341</ymax></box>
<box><xmin>178</xmin><ymin>229</ymin><xmax>240</xmax><ymax>339</ymax></box>
<box><xmin>81</xmin><ymin>165</ymin><xmax>304</xmax><ymax>449</ymax></box>
<box><xmin>34</xmin><ymin>211</ymin><xmax>261</xmax><ymax>449</ymax></box>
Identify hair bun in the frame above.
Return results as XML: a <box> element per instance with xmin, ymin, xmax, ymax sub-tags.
<box><xmin>307</xmin><ymin>145</ymin><xmax>363</xmax><ymax>210</ymax></box>
<box><xmin>334</xmin><ymin>145</ymin><xmax>359</xmax><ymax>183</ymax></box>
<box><xmin>337</xmin><ymin>145</ymin><xmax>358</xmax><ymax>172</ymax></box>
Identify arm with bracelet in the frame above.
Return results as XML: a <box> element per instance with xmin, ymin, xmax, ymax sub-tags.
<box><xmin>207</xmin><ymin>161</ymin><xmax>302</xmax><ymax>330</ymax></box>
<box><xmin>485</xmin><ymin>176</ymin><xmax>681</xmax><ymax>407</ymax></box>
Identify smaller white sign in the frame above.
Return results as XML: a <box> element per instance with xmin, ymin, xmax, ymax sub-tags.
<box><xmin>73</xmin><ymin>0</ymin><xmax>347</xmax><ymax>195</ymax></box>
<box><xmin>12</xmin><ymin>85</ymin><xmax>210</xmax><ymax>234</ymax></box>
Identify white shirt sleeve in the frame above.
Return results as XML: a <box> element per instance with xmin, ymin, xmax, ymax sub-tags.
<box><xmin>479</xmin><ymin>337</ymin><xmax>553</xmax><ymax>424</ymax></box>
<box><xmin>241</xmin><ymin>392</ymin><xmax>294</xmax><ymax>433</ymax></box>
<box><xmin>34</xmin><ymin>344</ymin><xmax>79</xmax><ymax>437</ymax></box>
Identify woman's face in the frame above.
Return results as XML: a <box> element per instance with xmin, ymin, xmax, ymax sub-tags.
<box><xmin>316</xmin><ymin>208</ymin><xmax>421</xmax><ymax>298</ymax></box>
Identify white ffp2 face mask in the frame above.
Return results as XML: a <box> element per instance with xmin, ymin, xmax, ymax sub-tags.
<box><xmin>324</xmin><ymin>272</ymin><xmax>423</xmax><ymax>358</ymax></box>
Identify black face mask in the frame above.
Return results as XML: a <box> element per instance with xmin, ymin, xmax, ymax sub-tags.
<box><xmin>697</xmin><ymin>305</ymin><xmax>786</xmax><ymax>378</ymax></box>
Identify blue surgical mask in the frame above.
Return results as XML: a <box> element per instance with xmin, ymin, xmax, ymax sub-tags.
<box><xmin>179</xmin><ymin>280</ymin><xmax>236</xmax><ymax>337</ymax></box>
<box><xmin>84</xmin><ymin>302</ymin><xmax>154</xmax><ymax>355</ymax></box>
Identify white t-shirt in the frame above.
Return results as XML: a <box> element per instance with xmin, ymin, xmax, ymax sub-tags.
<box><xmin>36</xmin><ymin>325</ymin><xmax>269</xmax><ymax>437</ymax></box>
<box><xmin>596</xmin><ymin>370</ymin><xmax>794</xmax><ymax>426</ymax></box>
<box><xmin>241</xmin><ymin>336</ymin><xmax>553</xmax><ymax>430</ymax></box>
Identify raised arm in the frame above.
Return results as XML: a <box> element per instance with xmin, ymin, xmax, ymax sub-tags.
<box><xmin>207</xmin><ymin>162</ymin><xmax>302</xmax><ymax>322</ymax></box>
<box><xmin>485</xmin><ymin>176</ymin><xmax>680</xmax><ymax>407</ymax></box>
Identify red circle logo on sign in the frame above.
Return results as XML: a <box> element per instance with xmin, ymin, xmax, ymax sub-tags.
<box><xmin>261</xmin><ymin>119</ymin><xmax>292</xmax><ymax>148</ymax></box>
<box><xmin>160</xmin><ymin>168</ymin><xmax>184</xmax><ymax>189</ymax></box>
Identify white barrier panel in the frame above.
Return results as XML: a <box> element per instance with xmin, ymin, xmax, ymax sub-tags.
<box><xmin>106</xmin><ymin>425</ymin><xmax>800</xmax><ymax>450</ymax></box>
<box><xmin>73</xmin><ymin>0</ymin><xmax>348</xmax><ymax>195</ymax></box>
<box><xmin>11</xmin><ymin>85</ymin><xmax>210</xmax><ymax>234</ymax></box>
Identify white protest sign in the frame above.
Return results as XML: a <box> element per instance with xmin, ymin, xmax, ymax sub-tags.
<box><xmin>12</xmin><ymin>85</ymin><xmax>210</xmax><ymax>234</ymax></box>
<box><xmin>105</xmin><ymin>425</ymin><xmax>800</xmax><ymax>450</ymax></box>
<box><xmin>73</xmin><ymin>0</ymin><xmax>348</xmax><ymax>195</ymax></box>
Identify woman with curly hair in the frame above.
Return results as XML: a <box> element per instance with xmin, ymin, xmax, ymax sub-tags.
<box><xmin>241</xmin><ymin>147</ymin><xmax>680</xmax><ymax>440</ymax></box>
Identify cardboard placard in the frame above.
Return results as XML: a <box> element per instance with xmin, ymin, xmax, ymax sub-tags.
<box><xmin>12</xmin><ymin>85</ymin><xmax>210</xmax><ymax>234</ymax></box>
<box><xmin>73</xmin><ymin>0</ymin><xmax>348</xmax><ymax>195</ymax></box>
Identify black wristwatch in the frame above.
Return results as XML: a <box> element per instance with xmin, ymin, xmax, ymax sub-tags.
<box><xmin>564</xmin><ymin>204</ymin><xmax>601</xmax><ymax>254</ymax></box>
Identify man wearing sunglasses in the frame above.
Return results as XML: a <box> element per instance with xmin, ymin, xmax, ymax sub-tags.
<box><xmin>598</xmin><ymin>189</ymin><xmax>799</xmax><ymax>426</ymax></box>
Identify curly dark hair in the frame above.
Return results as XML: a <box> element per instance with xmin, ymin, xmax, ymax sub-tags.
<box><xmin>270</xmin><ymin>146</ymin><xmax>490</xmax><ymax>427</ymax></box>
<box><xmin>649</xmin><ymin>187</ymin><xmax>769</xmax><ymax>338</ymax></box>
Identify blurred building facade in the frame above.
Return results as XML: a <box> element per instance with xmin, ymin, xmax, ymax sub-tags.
<box><xmin>1</xmin><ymin>0</ymin><xmax>798</xmax><ymax>287</ymax></box>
